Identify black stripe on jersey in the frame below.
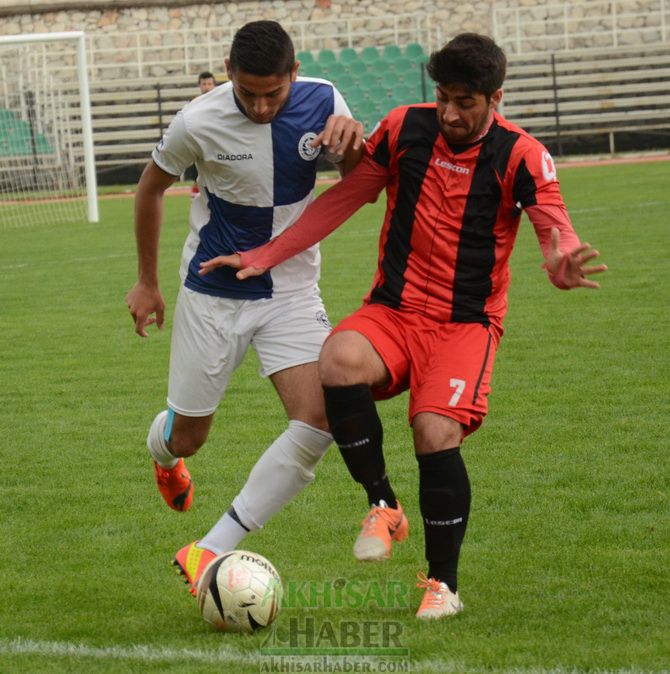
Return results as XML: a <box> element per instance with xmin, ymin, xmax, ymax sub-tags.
<box><xmin>370</xmin><ymin>108</ymin><xmax>439</xmax><ymax>309</ymax></box>
<box><xmin>512</xmin><ymin>158</ymin><xmax>538</xmax><ymax>208</ymax></box>
<box><xmin>371</xmin><ymin>130</ymin><xmax>391</xmax><ymax>168</ymax></box>
<box><xmin>452</xmin><ymin>124</ymin><xmax>520</xmax><ymax>324</ymax></box>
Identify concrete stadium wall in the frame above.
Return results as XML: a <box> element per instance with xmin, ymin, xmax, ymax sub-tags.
<box><xmin>0</xmin><ymin>1</ymin><xmax>492</xmax><ymax>37</ymax></box>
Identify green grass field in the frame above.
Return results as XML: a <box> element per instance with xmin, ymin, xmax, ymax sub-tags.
<box><xmin>1</xmin><ymin>160</ymin><xmax>669</xmax><ymax>673</ymax></box>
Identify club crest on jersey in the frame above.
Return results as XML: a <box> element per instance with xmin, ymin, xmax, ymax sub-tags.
<box><xmin>298</xmin><ymin>132</ymin><xmax>321</xmax><ymax>161</ymax></box>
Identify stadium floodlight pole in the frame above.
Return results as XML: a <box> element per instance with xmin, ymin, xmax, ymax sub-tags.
<box><xmin>0</xmin><ymin>31</ymin><xmax>99</xmax><ymax>222</ymax></box>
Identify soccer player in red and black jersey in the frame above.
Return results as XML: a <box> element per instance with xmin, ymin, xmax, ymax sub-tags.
<box><xmin>199</xmin><ymin>33</ymin><xmax>607</xmax><ymax>620</ymax></box>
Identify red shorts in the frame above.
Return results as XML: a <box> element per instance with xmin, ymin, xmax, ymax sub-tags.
<box><xmin>330</xmin><ymin>304</ymin><xmax>502</xmax><ymax>436</ymax></box>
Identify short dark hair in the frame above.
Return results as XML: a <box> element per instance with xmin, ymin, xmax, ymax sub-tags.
<box><xmin>229</xmin><ymin>21</ymin><xmax>295</xmax><ymax>76</ymax></box>
<box><xmin>198</xmin><ymin>71</ymin><xmax>215</xmax><ymax>83</ymax></box>
<box><xmin>427</xmin><ymin>33</ymin><xmax>506</xmax><ymax>98</ymax></box>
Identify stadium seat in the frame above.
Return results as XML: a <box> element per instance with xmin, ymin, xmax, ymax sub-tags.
<box><xmin>300</xmin><ymin>61</ymin><xmax>324</xmax><ymax>78</ymax></box>
<box><xmin>380</xmin><ymin>71</ymin><xmax>399</xmax><ymax>90</ymax></box>
<box><xmin>347</xmin><ymin>59</ymin><xmax>368</xmax><ymax>79</ymax></box>
<box><xmin>369</xmin><ymin>58</ymin><xmax>390</xmax><ymax>76</ymax></box>
<box><xmin>339</xmin><ymin>47</ymin><xmax>358</xmax><ymax>65</ymax></box>
<box><xmin>334</xmin><ymin>72</ymin><xmax>355</xmax><ymax>93</ymax></box>
<box><xmin>393</xmin><ymin>57</ymin><xmax>415</xmax><ymax>75</ymax></box>
<box><xmin>0</xmin><ymin>108</ymin><xmax>18</xmax><ymax>122</ymax></box>
<box><xmin>368</xmin><ymin>85</ymin><xmax>389</xmax><ymax>105</ymax></box>
<box><xmin>403</xmin><ymin>43</ymin><xmax>426</xmax><ymax>63</ymax></box>
<box><xmin>391</xmin><ymin>83</ymin><xmax>413</xmax><ymax>104</ymax></box>
<box><xmin>383</xmin><ymin>44</ymin><xmax>403</xmax><ymax>61</ymax></box>
<box><xmin>317</xmin><ymin>49</ymin><xmax>337</xmax><ymax>65</ymax></box>
<box><xmin>359</xmin><ymin>71</ymin><xmax>379</xmax><ymax>89</ymax></box>
<box><xmin>323</xmin><ymin>61</ymin><xmax>346</xmax><ymax>80</ymax></box>
<box><xmin>297</xmin><ymin>50</ymin><xmax>315</xmax><ymax>65</ymax></box>
<box><xmin>360</xmin><ymin>46</ymin><xmax>380</xmax><ymax>65</ymax></box>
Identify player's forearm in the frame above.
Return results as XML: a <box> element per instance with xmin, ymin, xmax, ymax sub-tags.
<box><xmin>133</xmin><ymin>191</ymin><xmax>164</xmax><ymax>286</ymax></box>
<box><xmin>239</xmin><ymin>155</ymin><xmax>387</xmax><ymax>270</ymax></box>
<box><xmin>338</xmin><ymin>140</ymin><xmax>365</xmax><ymax>177</ymax></box>
<box><xmin>526</xmin><ymin>204</ymin><xmax>581</xmax><ymax>258</ymax></box>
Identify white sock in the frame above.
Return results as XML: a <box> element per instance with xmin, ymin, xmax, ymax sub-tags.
<box><xmin>198</xmin><ymin>510</ymin><xmax>249</xmax><ymax>555</ymax></box>
<box><xmin>199</xmin><ymin>420</ymin><xmax>332</xmax><ymax>552</ymax></box>
<box><xmin>146</xmin><ymin>410</ymin><xmax>178</xmax><ymax>469</ymax></box>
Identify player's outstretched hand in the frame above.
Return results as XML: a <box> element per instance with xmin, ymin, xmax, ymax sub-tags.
<box><xmin>126</xmin><ymin>282</ymin><xmax>165</xmax><ymax>337</ymax></box>
<box><xmin>544</xmin><ymin>227</ymin><xmax>608</xmax><ymax>289</ymax></box>
<box><xmin>310</xmin><ymin>114</ymin><xmax>364</xmax><ymax>156</ymax></box>
<box><xmin>198</xmin><ymin>253</ymin><xmax>268</xmax><ymax>280</ymax></box>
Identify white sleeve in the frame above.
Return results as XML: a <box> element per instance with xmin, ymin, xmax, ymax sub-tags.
<box><xmin>332</xmin><ymin>85</ymin><xmax>353</xmax><ymax>118</ymax></box>
<box><xmin>322</xmin><ymin>85</ymin><xmax>355</xmax><ymax>165</ymax></box>
<box><xmin>151</xmin><ymin>111</ymin><xmax>201</xmax><ymax>177</ymax></box>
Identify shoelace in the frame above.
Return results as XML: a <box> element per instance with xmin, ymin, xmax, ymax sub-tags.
<box><xmin>416</xmin><ymin>572</ymin><xmax>445</xmax><ymax>608</ymax></box>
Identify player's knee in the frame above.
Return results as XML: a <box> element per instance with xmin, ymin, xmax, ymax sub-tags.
<box><xmin>319</xmin><ymin>334</ymin><xmax>363</xmax><ymax>385</ymax></box>
<box><xmin>413</xmin><ymin>413</ymin><xmax>463</xmax><ymax>454</ymax></box>
<box><xmin>167</xmin><ymin>428</ymin><xmax>207</xmax><ymax>457</ymax></box>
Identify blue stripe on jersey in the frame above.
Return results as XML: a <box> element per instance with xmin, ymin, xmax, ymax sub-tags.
<box><xmin>184</xmin><ymin>189</ymin><xmax>273</xmax><ymax>299</ymax></box>
<box><xmin>271</xmin><ymin>80</ymin><xmax>335</xmax><ymax>206</ymax></box>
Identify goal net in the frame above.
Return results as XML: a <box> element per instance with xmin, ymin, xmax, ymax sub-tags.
<box><xmin>0</xmin><ymin>32</ymin><xmax>98</xmax><ymax>228</ymax></box>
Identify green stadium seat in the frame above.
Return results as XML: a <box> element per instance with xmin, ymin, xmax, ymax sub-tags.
<box><xmin>369</xmin><ymin>58</ymin><xmax>390</xmax><ymax>76</ymax></box>
<box><xmin>393</xmin><ymin>56</ymin><xmax>415</xmax><ymax>74</ymax></box>
<box><xmin>317</xmin><ymin>49</ymin><xmax>337</xmax><ymax>65</ymax></box>
<box><xmin>359</xmin><ymin>71</ymin><xmax>379</xmax><ymax>89</ymax></box>
<box><xmin>383</xmin><ymin>45</ymin><xmax>403</xmax><ymax>61</ymax></box>
<box><xmin>347</xmin><ymin>60</ymin><xmax>368</xmax><ymax>78</ymax></box>
<box><xmin>353</xmin><ymin>98</ymin><xmax>378</xmax><ymax>117</ymax></box>
<box><xmin>379</xmin><ymin>97</ymin><xmax>396</xmax><ymax>116</ymax></box>
<box><xmin>367</xmin><ymin>85</ymin><xmax>389</xmax><ymax>105</ymax></box>
<box><xmin>300</xmin><ymin>61</ymin><xmax>324</xmax><ymax>78</ymax></box>
<box><xmin>403</xmin><ymin>43</ymin><xmax>426</xmax><ymax>62</ymax></box>
<box><xmin>0</xmin><ymin>108</ymin><xmax>18</xmax><ymax>122</ymax></box>
<box><xmin>322</xmin><ymin>61</ymin><xmax>346</xmax><ymax>80</ymax></box>
<box><xmin>360</xmin><ymin>46</ymin><xmax>380</xmax><ymax>65</ymax></box>
<box><xmin>380</xmin><ymin>71</ymin><xmax>399</xmax><ymax>90</ymax></box>
<box><xmin>391</xmin><ymin>83</ymin><xmax>414</xmax><ymax>104</ymax></box>
<box><xmin>335</xmin><ymin>73</ymin><xmax>356</xmax><ymax>93</ymax></box>
<box><xmin>339</xmin><ymin>47</ymin><xmax>358</xmax><ymax>64</ymax></box>
<box><xmin>297</xmin><ymin>50</ymin><xmax>315</xmax><ymax>65</ymax></box>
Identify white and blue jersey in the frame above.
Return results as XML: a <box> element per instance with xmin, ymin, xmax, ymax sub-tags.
<box><xmin>152</xmin><ymin>77</ymin><xmax>351</xmax><ymax>299</ymax></box>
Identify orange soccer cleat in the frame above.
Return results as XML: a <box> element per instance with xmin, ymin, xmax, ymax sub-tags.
<box><xmin>415</xmin><ymin>572</ymin><xmax>463</xmax><ymax>620</ymax></box>
<box><xmin>153</xmin><ymin>459</ymin><xmax>193</xmax><ymax>512</ymax></box>
<box><xmin>173</xmin><ymin>541</ymin><xmax>217</xmax><ymax>596</ymax></box>
<box><xmin>353</xmin><ymin>500</ymin><xmax>409</xmax><ymax>561</ymax></box>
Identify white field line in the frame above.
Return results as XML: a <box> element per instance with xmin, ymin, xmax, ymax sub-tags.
<box><xmin>0</xmin><ymin>637</ymin><xmax>660</xmax><ymax>673</ymax></box>
<box><xmin>0</xmin><ymin>637</ymin><xmax>256</xmax><ymax>665</ymax></box>
<box><xmin>0</xmin><ymin>252</ymin><xmax>135</xmax><ymax>272</ymax></box>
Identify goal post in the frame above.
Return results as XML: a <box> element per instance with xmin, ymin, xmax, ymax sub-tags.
<box><xmin>0</xmin><ymin>31</ymin><xmax>98</xmax><ymax>225</ymax></box>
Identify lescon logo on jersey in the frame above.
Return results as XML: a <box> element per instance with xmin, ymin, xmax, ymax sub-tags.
<box><xmin>298</xmin><ymin>132</ymin><xmax>321</xmax><ymax>161</ymax></box>
<box><xmin>434</xmin><ymin>157</ymin><xmax>470</xmax><ymax>175</ymax></box>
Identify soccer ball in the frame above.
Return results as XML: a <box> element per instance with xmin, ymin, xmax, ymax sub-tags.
<box><xmin>196</xmin><ymin>550</ymin><xmax>282</xmax><ymax>633</ymax></box>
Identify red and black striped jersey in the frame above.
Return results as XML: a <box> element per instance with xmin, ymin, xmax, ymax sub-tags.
<box><xmin>239</xmin><ymin>105</ymin><xmax>580</xmax><ymax>325</ymax></box>
<box><xmin>363</xmin><ymin>105</ymin><xmax>569</xmax><ymax>326</ymax></box>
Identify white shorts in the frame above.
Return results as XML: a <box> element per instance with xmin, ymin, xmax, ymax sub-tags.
<box><xmin>167</xmin><ymin>286</ymin><xmax>331</xmax><ymax>416</ymax></box>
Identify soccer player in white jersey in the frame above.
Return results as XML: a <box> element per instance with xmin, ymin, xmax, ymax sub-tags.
<box><xmin>126</xmin><ymin>20</ymin><xmax>364</xmax><ymax>595</ymax></box>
